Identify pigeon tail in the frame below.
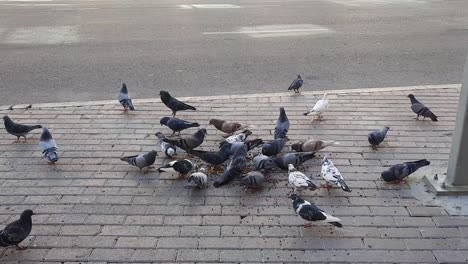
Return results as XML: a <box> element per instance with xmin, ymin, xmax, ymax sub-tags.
<box><xmin>330</xmin><ymin>222</ymin><xmax>343</xmax><ymax>228</ymax></box>
<box><xmin>303</xmin><ymin>112</ymin><xmax>309</xmax><ymax>116</ymax></box>
<box><xmin>338</xmin><ymin>179</ymin><xmax>351</xmax><ymax>192</ymax></box>
<box><xmin>32</xmin><ymin>125</ymin><xmax>42</xmax><ymax>130</ymax></box>
<box><xmin>412</xmin><ymin>159</ymin><xmax>431</xmax><ymax>170</ymax></box>
<box><xmin>278</xmin><ymin>107</ymin><xmax>288</xmax><ymax>122</ymax></box>
<box><xmin>429</xmin><ymin>113</ymin><xmax>438</xmax><ymax>122</ymax></box>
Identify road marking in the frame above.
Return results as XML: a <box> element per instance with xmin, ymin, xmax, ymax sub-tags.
<box><xmin>203</xmin><ymin>24</ymin><xmax>333</xmax><ymax>38</ymax></box>
<box><xmin>3</xmin><ymin>26</ymin><xmax>79</xmax><ymax>45</ymax></box>
<box><xmin>177</xmin><ymin>4</ymin><xmax>241</xmax><ymax>9</ymax></box>
<box><xmin>327</xmin><ymin>0</ymin><xmax>426</xmax><ymax>6</ymax></box>
<box><xmin>0</xmin><ymin>3</ymin><xmax>70</xmax><ymax>6</ymax></box>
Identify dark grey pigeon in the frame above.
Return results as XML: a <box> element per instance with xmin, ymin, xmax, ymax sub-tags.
<box><xmin>262</xmin><ymin>137</ymin><xmax>288</xmax><ymax>156</ymax></box>
<box><xmin>0</xmin><ymin>209</ymin><xmax>35</xmax><ymax>250</ymax></box>
<box><xmin>160</xmin><ymin>117</ymin><xmax>200</xmax><ymax>136</ymax></box>
<box><xmin>189</xmin><ymin>143</ymin><xmax>232</xmax><ymax>166</ymax></box>
<box><xmin>222</xmin><ymin>138</ymin><xmax>264</xmax><ymax>156</ymax></box>
<box><xmin>368</xmin><ymin>127</ymin><xmax>390</xmax><ymax>150</ymax></box>
<box><xmin>288</xmin><ymin>74</ymin><xmax>303</xmax><ymax>93</ymax></box>
<box><xmin>163</xmin><ymin>129</ymin><xmax>207</xmax><ymax>151</ymax></box>
<box><xmin>213</xmin><ymin>144</ymin><xmax>247</xmax><ymax>187</ymax></box>
<box><xmin>408</xmin><ymin>94</ymin><xmax>438</xmax><ymax>121</ymax></box>
<box><xmin>158</xmin><ymin>159</ymin><xmax>194</xmax><ymax>178</ymax></box>
<box><xmin>274</xmin><ymin>107</ymin><xmax>289</xmax><ymax>139</ymax></box>
<box><xmin>253</xmin><ymin>154</ymin><xmax>276</xmax><ymax>171</ymax></box>
<box><xmin>120</xmin><ymin>150</ymin><xmax>158</xmax><ymax>171</ymax></box>
<box><xmin>3</xmin><ymin>116</ymin><xmax>42</xmax><ymax>142</ymax></box>
<box><xmin>39</xmin><ymin>127</ymin><xmax>58</xmax><ymax>164</ymax></box>
<box><xmin>289</xmin><ymin>194</ymin><xmax>342</xmax><ymax>228</ymax></box>
<box><xmin>240</xmin><ymin>171</ymin><xmax>265</xmax><ymax>189</ymax></box>
<box><xmin>159</xmin><ymin>90</ymin><xmax>196</xmax><ymax>116</ymax></box>
<box><xmin>155</xmin><ymin>132</ymin><xmax>176</xmax><ymax>158</ymax></box>
<box><xmin>381</xmin><ymin>159</ymin><xmax>430</xmax><ymax>183</ymax></box>
<box><xmin>272</xmin><ymin>151</ymin><xmax>316</xmax><ymax>170</ymax></box>
<box><xmin>118</xmin><ymin>83</ymin><xmax>135</xmax><ymax>111</ymax></box>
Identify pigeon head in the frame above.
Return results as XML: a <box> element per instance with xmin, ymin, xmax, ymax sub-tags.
<box><xmin>322</xmin><ymin>156</ymin><xmax>330</xmax><ymax>163</ymax></box>
<box><xmin>20</xmin><ymin>209</ymin><xmax>35</xmax><ymax>220</ymax></box>
<box><xmin>120</xmin><ymin>83</ymin><xmax>128</xmax><ymax>93</ymax></box>
<box><xmin>291</xmin><ymin>142</ymin><xmax>303</xmax><ymax>152</ymax></box>
<box><xmin>160</xmin><ymin>117</ymin><xmax>170</xmax><ymax>125</ymax></box>
<box><xmin>287</xmin><ymin>164</ymin><xmax>296</xmax><ymax>172</ymax></box>
<box><xmin>407</xmin><ymin>94</ymin><xmax>415</xmax><ymax>99</ymax></box>
<box><xmin>322</xmin><ymin>93</ymin><xmax>329</xmax><ymax>99</ymax></box>
<box><xmin>297</xmin><ymin>74</ymin><xmax>302</xmax><ymax>79</ymax></box>
<box><xmin>159</xmin><ymin>90</ymin><xmax>170</xmax><ymax>99</ymax></box>
<box><xmin>381</xmin><ymin>170</ymin><xmax>396</xmax><ymax>182</ymax></box>
<box><xmin>149</xmin><ymin>150</ymin><xmax>158</xmax><ymax>157</ymax></box>
<box><xmin>3</xmin><ymin>115</ymin><xmax>11</xmax><ymax>123</ymax></box>
<box><xmin>199</xmin><ymin>128</ymin><xmax>208</xmax><ymax>136</ymax></box>
<box><xmin>209</xmin><ymin>118</ymin><xmax>223</xmax><ymax>126</ymax></box>
<box><xmin>155</xmin><ymin>132</ymin><xmax>163</xmax><ymax>138</ymax></box>
<box><xmin>288</xmin><ymin>193</ymin><xmax>299</xmax><ymax>201</ymax></box>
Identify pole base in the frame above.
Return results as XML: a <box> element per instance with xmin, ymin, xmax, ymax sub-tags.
<box><xmin>425</xmin><ymin>173</ymin><xmax>468</xmax><ymax>196</ymax></box>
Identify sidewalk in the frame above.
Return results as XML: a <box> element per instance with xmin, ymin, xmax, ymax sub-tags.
<box><xmin>0</xmin><ymin>84</ymin><xmax>466</xmax><ymax>263</ymax></box>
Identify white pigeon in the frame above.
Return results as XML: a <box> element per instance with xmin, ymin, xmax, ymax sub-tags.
<box><xmin>288</xmin><ymin>164</ymin><xmax>317</xmax><ymax>192</ymax></box>
<box><xmin>303</xmin><ymin>93</ymin><xmax>329</xmax><ymax>120</ymax></box>
<box><xmin>185</xmin><ymin>169</ymin><xmax>208</xmax><ymax>189</ymax></box>
<box><xmin>321</xmin><ymin>157</ymin><xmax>351</xmax><ymax>192</ymax></box>
<box><xmin>224</xmin><ymin>130</ymin><xmax>251</xmax><ymax>144</ymax></box>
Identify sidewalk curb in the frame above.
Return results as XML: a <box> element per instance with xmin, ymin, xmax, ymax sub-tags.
<box><xmin>2</xmin><ymin>83</ymin><xmax>461</xmax><ymax>110</ymax></box>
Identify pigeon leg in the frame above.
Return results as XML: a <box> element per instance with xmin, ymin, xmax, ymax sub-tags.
<box><xmin>15</xmin><ymin>245</ymin><xmax>27</xmax><ymax>250</ymax></box>
<box><xmin>414</xmin><ymin>115</ymin><xmax>420</xmax><ymax>120</ymax></box>
<box><xmin>171</xmin><ymin>131</ymin><xmax>176</xmax><ymax>137</ymax></box>
<box><xmin>13</xmin><ymin>136</ymin><xmax>20</xmax><ymax>143</ymax></box>
<box><xmin>23</xmin><ymin>136</ymin><xmax>28</xmax><ymax>143</ymax></box>
<box><xmin>303</xmin><ymin>223</ymin><xmax>313</xmax><ymax>228</ymax></box>
<box><xmin>172</xmin><ymin>110</ymin><xmax>176</xmax><ymax>116</ymax></box>
<box><xmin>371</xmin><ymin>145</ymin><xmax>378</xmax><ymax>151</ymax></box>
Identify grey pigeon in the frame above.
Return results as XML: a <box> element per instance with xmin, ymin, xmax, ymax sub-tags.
<box><xmin>3</xmin><ymin>116</ymin><xmax>42</xmax><ymax>142</ymax></box>
<box><xmin>240</xmin><ymin>171</ymin><xmax>265</xmax><ymax>189</ymax></box>
<box><xmin>209</xmin><ymin>118</ymin><xmax>247</xmax><ymax>135</ymax></box>
<box><xmin>271</xmin><ymin>151</ymin><xmax>316</xmax><ymax>170</ymax></box>
<box><xmin>288</xmin><ymin>74</ymin><xmax>303</xmax><ymax>93</ymax></box>
<box><xmin>118</xmin><ymin>83</ymin><xmax>135</xmax><ymax>111</ymax></box>
<box><xmin>185</xmin><ymin>169</ymin><xmax>208</xmax><ymax>189</ymax></box>
<box><xmin>274</xmin><ymin>107</ymin><xmax>289</xmax><ymax>139</ymax></box>
<box><xmin>163</xmin><ymin>129</ymin><xmax>207</xmax><ymax>151</ymax></box>
<box><xmin>0</xmin><ymin>209</ymin><xmax>35</xmax><ymax>250</ymax></box>
<box><xmin>159</xmin><ymin>90</ymin><xmax>196</xmax><ymax>116</ymax></box>
<box><xmin>368</xmin><ymin>127</ymin><xmax>390</xmax><ymax>150</ymax></box>
<box><xmin>39</xmin><ymin>127</ymin><xmax>58</xmax><ymax>164</ymax></box>
<box><xmin>213</xmin><ymin>144</ymin><xmax>247</xmax><ymax>187</ymax></box>
<box><xmin>189</xmin><ymin>143</ymin><xmax>232</xmax><ymax>166</ymax></box>
<box><xmin>120</xmin><ymin>150</ymin><xmax>158</xmax><ymax>171</ymax></box>
<box><xmin>289</xmin><ymin>194</ymin><xmax>342</xmax><ymax>228</ymax></box>
<box><xmin>158</xmin><ymin>159</ymin><xmax>194</xmax><ymax>178</ymax></box>
<box><xmin>253</xmin><ymin>154</ymin><xmax>276</xmax><ymax>171</ymax></box>
<box><xmin>262</xmin><ymin>137</ymin><xmax>288</xmax><ymax>156</ymax></box>
<box><xmin>222</xmin><ymin>138</ymin><xmax>264</xmax><ymax>156</ymax></box>
<box><xmin>160</xmin><ymin>117</ymin><xmax>200</xmax><ymax>136</ymax></box>
<box><xmin>408</xmin><ymin>94</ymin><xmax>438</xmax><ymax>121</ymax></box>
<box><xmin>288</xmin><ymin>164</ymin><xmax>317</xmax><ymax>192</ymax></box>
<box><xmin>381</xmin><ymin>159</ymin><xmax>430</xmax><ymax>183</ymax></box>
<box><xmin>291</xmin><ymin>139</ymin><xmax>338</xmax><ymax>152</ymax></box>
<box><xmin>155</xmin><ymin>132</ymin><xmax>176</xmax><ymax>158</ymax></box>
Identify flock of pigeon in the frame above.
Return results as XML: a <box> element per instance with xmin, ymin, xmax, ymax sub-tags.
<box><xmin>0</xmin><ymin>75</ymin><xmax>438</xmax><ymax>250</ymax></box>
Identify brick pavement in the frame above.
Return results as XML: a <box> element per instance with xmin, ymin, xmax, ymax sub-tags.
<box><xmin>0</xmin><ymin>85</ymin><xmax>466</xmax><ymax>263</ymax></box>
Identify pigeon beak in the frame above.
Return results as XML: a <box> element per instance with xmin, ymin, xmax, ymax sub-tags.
<box><xmin>32</xmin><ymin>213</ymin><xmax>36</xmax><ymax>215</ymax></box>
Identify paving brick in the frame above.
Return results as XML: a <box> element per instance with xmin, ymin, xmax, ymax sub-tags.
<box><xmin>60</xmin><ymin>225</ymin><xmax>101</xmax><ymax>236</ymax></box>
<box><xmin>115</xmin><ymin>237</ymin><xmax>157</xmax><ymax>248</ymax></box>
<box><xmin>364</xmin><ymin>238</ymin><xmax>406</xmax><ymax>250</ymax></box>
<box><xmin>198</xmin><ymin>237</ymin><xmax>240</xmax><ymax>249</ymax></box>
<box><xmin>157</xmin><ymin>238</ymin><xmax>198</xmax><ymax>249</ymax></box>
<box><xmin>433</xmin><ymin>216</ymin><xmax>468</xmax><ymax>227</ymax></box>
<box><xmin>180</xmin><ymin>226</ymin><xmax>220</xmax><ymax>237</ymax></box>
<box><xmin>44</xmin><ymin>248</ymin><xmax>91</xmax><ymax>261</ymax></box>
<box><xmin>100</xmin><ymin>225</ymin><xmax>141</xmax><ymax>236</ymax></box>
<box><xmin>176</xmin><ymin>249</ymin><xmax>219</xmax><ymax>262</ymax></box>
<box><xmin>420</xmin><ymin>227</ymin><xmax>463</xmax><ymax>238</ymax></box>
<box><xmin>219</xmin><ymin>250</ymin><xmax>262</xmax><ymax>262</ymax></box>
<box><xmin>433</xmin><ymin>250</ymin><xmax>468</xmax><ymax>263</ymax></box>
<box><xmin>131</xmin><ymin>249</ymin><xmax>177</xmax><ymax>262</ymax></box>
<box><xmin>89</xmin><ymin>248</ymin><xmax>135</xmax><ymax>262</ymax></box>
<box><xmin>407</xmin><ymin>206</ymin><xmax>448</xmax><ymax>216</ymax></box>
<box><xmin>380</xmin><ymin>227</ymin><xmax>421</xmax><ymax>238</ymax></box>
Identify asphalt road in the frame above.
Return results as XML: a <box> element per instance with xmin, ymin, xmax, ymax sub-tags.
<box><xmin>1</xmin><ymin>0</ymin><xmax>468</xmax><ymax>105</ymax></box>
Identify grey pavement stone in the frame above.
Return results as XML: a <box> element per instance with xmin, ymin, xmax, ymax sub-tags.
<box><xmin>0</xmin><ymin>87</ymin><xmax>467</xmax><ymax>263</ymax></box>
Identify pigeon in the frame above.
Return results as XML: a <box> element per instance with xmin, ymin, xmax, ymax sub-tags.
<box><xmin>185</xmin><ymin>169</ymin><xmax>208</xmax><ymax>189</ymax></box>
<box><xmin>159</xmin><ymin>90</ymin><xmax>196</xmax><ymax>116</ymax></box>
<box><xmin>209</xmin><ymin>118</ymin><xmax>247</xmax><ymax>135</ymax></box>
<box><xmin>288</xmin><ymin>74</ymin><xmax>303</xmax><ymax>93</ymax></box>
<box><xmin>158</xmin><ymin>159</ymin><xmax>194</xmax><ymax>178</ymax></box>
<box><xmin>381</xmin><ymin>159</ymin><xmax>430</xmax><ymax>183</ymax></box>
<box><xmin>253</xmin><ymin>154</ymin><xmax>276</xmax><ymax>171</ymax></box>
<box><xmin>368</xmin><ymin>127</ymin><xmax>390</xmax><ymax>150</ymax></box>
<box><xmin>39</xmin><ymin>127</ymin><xmax>58</xmax><ymax>164</ymax></box>
<box><xmin>189</xmin><ymin>143</ymin><xmax>232</xmax><ymax>166</ymax></box>
<box><xmin>118</xmin><ymin>83</ymin><xmax>134</xmax><ymax>111</ymax></box>
<box><xmin>288</xmin><ymin>164</ymin><xmax>317</xmax><ymax>192</ymax></box>
<box><xmin>289</xmin><ymin>193</ymin><xmax>342</xmax><ymax>228</ymax></box>
<box><xmin>155</xmin><ymin>132</ymin><xmax>176</xmax><ymax>158</ymax></box>
<box><xmin>223</xmin><ymin>130</ymin><xmax>252</xmax><ymax>144</ymax></box>
<box><xmin>291</xmin><ymin>139</ymin><xmax>338</xmax><ymax>152</ymax></box>
<box><xmin>160</xmin><ymin>117</ymin><xmax>200</xmax><ymax>136</ymax></box>
<box><xmin>271</xmin><ymin>151</ymin><xmax>316</xmax><ymax>170</ymax></box>
<box><xmin>408</xmin><ymin>94</ymin><xmax>438</xmax><ymax>121</ymax></box>
<box><xmin>213</xmin><ymin>144</ymin><xmax>247</xmax><ymax>187</ymax></box>
<box><xmin>120</xmin><ymin>150</ymin><xmax>158</xmax><ymax>171</ymax></box>
<box><xmin>163</xmin><ymin>129</ymin><xmax>207</xmax><ymax>151</ymax></box>
<box><xmin>321</xmin><ymin>157</ymin><xmax>351</xmax><ymax>192</ymax></box>
<box><xmin>3</xmin><ymin>116</ymin><xmax>42</xmax><ymax>142</ymax></box>
<box><xmin>223</xmin><ymin>138</ymin><xmax>264</xmax><ymax>156</ymax></box>
<box><xmin>304</xmin><ymin>93</ymin><xmax>329</xmax><ymax>121</ymax></box>
<box><xmin>0</xmin><ymin>209</ymin><xmax>35</xmax><ymax>250</ymax></box>
<box><xmin>240</xmin><ymin>171</ymin><xmax>265</xmax><ymax>189</ymax></box>
<box><xmin>274</xmin><ymin>107</ymin><xmax>289</xmax><ymax>139</ymax></box>
<box><xmin>261</xmin><ymin>137</ymin><xmax>288</xmax><ymax>156</ymax></box>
